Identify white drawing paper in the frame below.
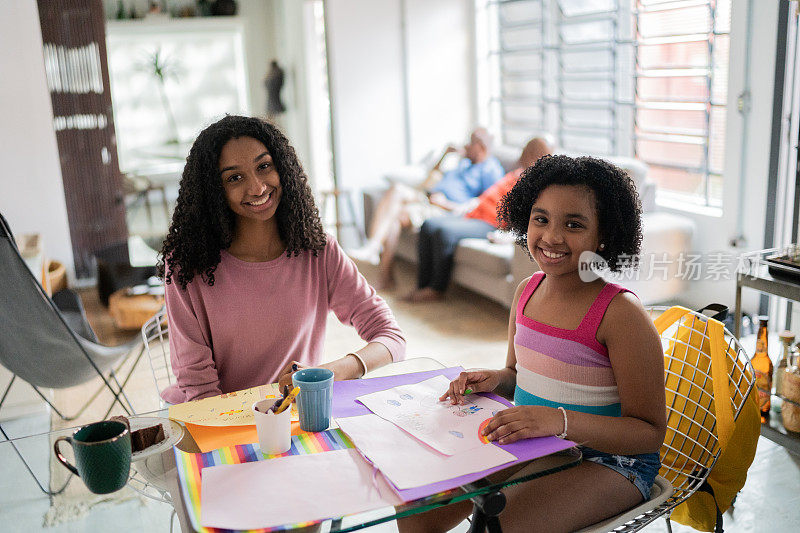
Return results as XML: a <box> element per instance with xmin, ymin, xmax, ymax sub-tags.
<box><xmin>201</xmin><ymin>449</ymin><xmax>401</xmax><ymax>530</ymax></box>
<box><xmin>356</xmin><ymin>375</ymin><xmax>509</xmax><ymax>456</ymax></box>
<box><xmin>336</xmin><ymin>414</ymin><xmax>516</xmax><ymax>490</ymax></box>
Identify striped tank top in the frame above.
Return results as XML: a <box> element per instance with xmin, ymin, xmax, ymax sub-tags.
<box><xmin>513</xmin><ymin>272</ymin><xmax>633</xmax><ymax>416</ymax></box>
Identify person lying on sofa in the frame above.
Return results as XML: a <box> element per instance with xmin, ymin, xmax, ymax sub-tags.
<box><xmin>349</xmin><ymin>127</ymin><xmax>504</xmax><ymax>289</ymax></box>
<box><xmin>405</xmin><ymin>137</ymin><xmax>552</xmax><ymax>302</ymax></box>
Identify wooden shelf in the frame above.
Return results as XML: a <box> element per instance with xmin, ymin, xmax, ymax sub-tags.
<box><xmin>106</xmin><ymin>15</ymin><xmax>243</xmax><ymax>35</ymax></box>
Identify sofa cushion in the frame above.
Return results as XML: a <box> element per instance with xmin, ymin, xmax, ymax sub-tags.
<box><xmin>454</xmin><ymin>238</ymin><xmax>514</xmax><ymax>277</ymax></box>
<box><xmin>493</xmin><ymin>144</ymin><xmax>522</xmax><ymax>173</ymax></box>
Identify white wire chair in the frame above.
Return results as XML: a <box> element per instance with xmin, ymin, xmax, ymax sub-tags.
<box><xmin>578</xmin><ymin>306</ymin><xmax>757</xmax><ymax>533</ymax></box>
<box><xmin>141</xmin><ymin>305</ymin><xmax>174</xmax><ymax>408</ymax></box>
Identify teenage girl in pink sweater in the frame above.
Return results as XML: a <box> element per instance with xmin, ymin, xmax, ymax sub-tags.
<box><xmin>158</xmin><ymin>116</ymin><xmax>405</xmax><ymax>404</ymax></box>
<box><xmin>400</xmin><ymin>156</ymin><xmax>666</xmax><ymax>532</ymax></box>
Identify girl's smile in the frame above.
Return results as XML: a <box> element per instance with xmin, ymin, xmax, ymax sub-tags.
<box><xmin>537</xmin><ymin>246</ymin><xmax>569</xmax><ymax>264</ymax></box>
<box><xmin>242</xmin><ymin>188</ymin><xmax>276</xmax><ymax>212</ymax></box>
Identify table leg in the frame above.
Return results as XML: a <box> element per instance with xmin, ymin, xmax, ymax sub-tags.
<box><xmin>160</xmin><ymin>450</ymin><xmax>196</xmax><ymax>532</ymax></box>
<box><xmin>467</xmin><ymin>490</ymin><xmax>506</xmax><ymax>533</ymax></box>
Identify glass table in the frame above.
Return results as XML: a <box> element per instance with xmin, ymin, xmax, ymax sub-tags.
<box><xmin>0</xmin><ymin>359</ymin><xmax>582</xmax><ymax>532</ymax></box>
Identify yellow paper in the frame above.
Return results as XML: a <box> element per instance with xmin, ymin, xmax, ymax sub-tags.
<box><xmin>169</xmin><ymin>383</ymin><xmax>296</xmax><ymax>426</ymax></box>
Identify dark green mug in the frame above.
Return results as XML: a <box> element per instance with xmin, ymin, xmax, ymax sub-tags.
<box><xmin>53</xmin><ymin>420</ymin><xmax>131</xmax><ymax>494</ymax></box>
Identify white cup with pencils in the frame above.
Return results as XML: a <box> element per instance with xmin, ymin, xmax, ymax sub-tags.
<box><xmin>252</xmin><ymin>387</ymin><xmax>298</xmax><ymax>455</ymax></box>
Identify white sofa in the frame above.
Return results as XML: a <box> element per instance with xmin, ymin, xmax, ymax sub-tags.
<box><xmin>362</xmin><ymin>148</ymin><xmax>695</xmax><ymax>307</ymax></box>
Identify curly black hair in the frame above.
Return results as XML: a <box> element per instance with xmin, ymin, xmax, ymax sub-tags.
<box><xmin>159</xmin><ymin>115</ymin><xmax>326</xmax><ymax>289</ymax></box>
<box><xmin>497</xmin><ymin>154</ymin><xmax>642</xmax><ymax>272</ymax></box>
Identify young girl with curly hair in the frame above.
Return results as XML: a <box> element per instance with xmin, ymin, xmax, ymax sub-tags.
<box><xmin>158</xmin><ymin>115</ymin><xmax>405</xmax><ymax>404</ymax></box>
<box><xmin>399</xmin><ymin>155</ymin><xmax>666</xmax><ymax>532</ymax></box>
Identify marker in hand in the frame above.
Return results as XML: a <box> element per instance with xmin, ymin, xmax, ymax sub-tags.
<box><xmin>464</xmin><ymin>388</ymin><xmax>474</xmax><ymax>395</ymax></box>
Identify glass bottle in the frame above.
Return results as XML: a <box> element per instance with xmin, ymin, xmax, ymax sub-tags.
<box><xmin>752</xmin><ymin>316</ymin><xmax>773</xmax><ymax>422</ymax></box>
<box><xmin>772</xmin><ymin>331</ymin><xmax>794</xmax><ymax>413</ymax></box>
<box><xmin>792</xmin><ymin>342</ymin><xmax>800</xmax><ymax>369</ymax></box>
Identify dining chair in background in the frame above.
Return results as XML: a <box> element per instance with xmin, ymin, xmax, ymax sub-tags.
<box><xmin>141</xmin><ymin>305</ymin><xmax>174</xmax><ymax>408</ymax></box>
<box><xmin>122</xmin><ymin>172</ymin><xmax>170</xmax><ymax>229</ymax></box>
<box><xmin>0</xmin><ymin>212</ymin><xmax>142</xmax><ymax>494</ymax></box>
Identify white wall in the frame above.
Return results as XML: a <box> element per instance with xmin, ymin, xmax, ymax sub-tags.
<box><xmin>0</xmin><ymin>0</ymin><xmax>67</xmax><ymax>419</ymax></box>
<box><xmin>239</xmin><ymin>0</ymin><xmax>275</xmax><ymax>119</ymax></box>
<box><xmin>0</xmin><ymin>1</ymin><xmax>74</xmax><ymax>278</ymax></box>
<box><xmin>271</xmin><ymin>0</ymin><xmax>313</xmax><ymax>170</ymax></box>
<box><xmin>324</xmin><ymin>0</ymin><xmax>476</xmax><ymax>247</ymax></box>
<box><xmin>405</xmin><ymin>0</ymin><xmax>476</xmax><ymax>162</ymax></box>
<box><xmin>325</xmin><ymin>0</ymin><xmax>408</xmax><ymax>196</ymax></box>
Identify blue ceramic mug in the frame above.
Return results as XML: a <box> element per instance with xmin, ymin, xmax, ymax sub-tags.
<box><xmin>292</xmin><ymin>368</ymin><xmax>334</xmax><ymax>432</ymax></box>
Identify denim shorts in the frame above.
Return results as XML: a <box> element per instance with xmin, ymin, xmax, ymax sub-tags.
<box><xmin>580</xmin><ymin>446</ymin><xmax>661</xmax><ymax>500</ymax></box>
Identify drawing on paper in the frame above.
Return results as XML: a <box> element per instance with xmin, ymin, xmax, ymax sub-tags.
<box><xmin>478</xmin><ymin>419</ymin><xmax>492</xmax><ymax>444</ymax></box>
<box><xmin>356</xmin><ymin>375</ymin><xmax>508</xmax><ymax>456</ymax></box>
<box><xmin>450</xmin><ymin>403</ymin><xmax>483</xmax><ymax>417</ymax></box>
<box><xmin>168</xmin><ymin>383</ymin><xmax>299</xmax><ymax>426</ymax></box>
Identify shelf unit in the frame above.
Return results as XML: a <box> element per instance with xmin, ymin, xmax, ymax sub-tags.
<box><xmin>735</xmin><ymin>249</ymin><xmax>800</xmax><ymax>453</ymax></box>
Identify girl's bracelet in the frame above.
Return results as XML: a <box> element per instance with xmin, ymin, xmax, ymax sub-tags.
<box><xmin>346</xmin><ymin>352</ymin><xmax>368</xmax><ymax>378</ymax></box>
<box><xmin>555</xmin><ymin>406</ymin><xmax>568</xmax><ymax>439</ymax></box>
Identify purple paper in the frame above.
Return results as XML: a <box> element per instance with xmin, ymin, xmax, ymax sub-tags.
<box><xmin>332</xmin><ymin>367</ymin><xmax>463</xmax><ymax>418</ymax></box>
<box><xmin>333</xmin><ymin>367</ymin><xmax>576</xmax><ymax>501</ymax></box>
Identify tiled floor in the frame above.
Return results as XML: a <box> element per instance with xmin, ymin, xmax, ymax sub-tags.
<box><xmin>1</xmin><ymin>260</ymin><xmax>798</xmax><ymax>532</ymax></box>
<box><xmin>0</xmin><ymin>414</ymin><xmax>175</xmax><ymax>533</ymax></box>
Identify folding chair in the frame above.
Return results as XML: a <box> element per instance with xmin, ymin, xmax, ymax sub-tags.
<box><xmin>0</xmin><ymin>213</ymin><xmax>142</xmax><ymax>494</ymax></box>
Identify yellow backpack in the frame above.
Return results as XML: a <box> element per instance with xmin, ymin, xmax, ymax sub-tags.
<box><xmin>653</xmin><ymin>306</ymin><xmax>760</xmax><ymax>533</ymax></box>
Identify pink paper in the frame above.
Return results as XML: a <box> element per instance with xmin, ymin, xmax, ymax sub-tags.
<box><xmin>336</xmin><ymin>414</ymin><xmax>516</xmax><ymax>489</ymax></box>
<box><xmin>334</xmin><ymin>367</ymin><xmax>576</xmax><ymax>501</ymax></box>
<box><xmin>201</xmin><ymin>449</ymin><xmax>402</xmax><ymax>530</ymax></box>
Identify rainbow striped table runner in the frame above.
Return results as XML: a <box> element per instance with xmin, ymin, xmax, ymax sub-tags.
<box><xmin>174</xmin><ymin>429</ymin><xmax>355</xmax><ymax>532</ymax></box>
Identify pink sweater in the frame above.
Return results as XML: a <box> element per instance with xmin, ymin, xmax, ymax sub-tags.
<box><xmin>162</xmin><ymin>235</ymin><xmax>406</xmax><ymax>404</ymax></box>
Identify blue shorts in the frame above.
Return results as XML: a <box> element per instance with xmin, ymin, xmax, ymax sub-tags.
<box><xmin>580</xmin><ymin>446</ymin><xmax>661</xmax><ymax>500</ymax></box>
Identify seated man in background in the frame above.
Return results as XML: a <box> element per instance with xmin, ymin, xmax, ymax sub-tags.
<box><xmin>405</xmin><ymin>137</ymin><xmax>552</xmax><ymax>302</ymax></box>
<box><xmin>350</xmin><ymin>127</ymin><xmax>504</xmax><ymax>289</ymax></box>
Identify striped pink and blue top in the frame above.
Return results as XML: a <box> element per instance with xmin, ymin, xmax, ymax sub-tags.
<box><xmin>514</xmin><ymin>272</ymin><xmax>632</xmax><ymax>417</ymax></box>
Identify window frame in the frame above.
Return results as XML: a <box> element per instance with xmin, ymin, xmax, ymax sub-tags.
<box><xmin>481</xmin><ymin>0</ymin><xmax>731</xmax><ymax>210</ymax></box>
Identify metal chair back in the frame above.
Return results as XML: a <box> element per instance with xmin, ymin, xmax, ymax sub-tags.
<box><xmin>653</xmin><ymin>306</ymin><xmax>755</xmax><ymax>506</ymax></box>
<box><xmin>141</xmin><ymin>305</ymin><xmax>174</xmax><ymax>406</ymax></box>
<box><xmin>581</xmin><ymin>306</ymin><xmax>756</xmax><ymax>532</ymax></box>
